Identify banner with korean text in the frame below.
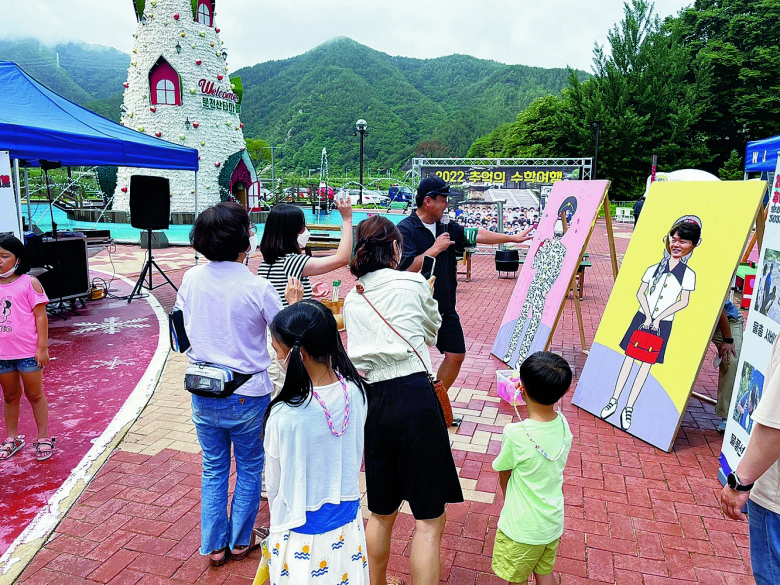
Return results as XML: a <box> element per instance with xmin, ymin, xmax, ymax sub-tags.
<box><xmin>719</xmin><ymin>156</ymin><xmax>780</xmax><ymax>480</ymax></box>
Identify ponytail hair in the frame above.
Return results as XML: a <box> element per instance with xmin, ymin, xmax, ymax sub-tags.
<box><xmin>350</xmin><ymin>215</ymin><xmax>403</xmax><ymax>278</ymax></box>
<box><xmin>265</xmin><ymin>300</ymin><xmax>367</xmax><ymax>429</ymax></box>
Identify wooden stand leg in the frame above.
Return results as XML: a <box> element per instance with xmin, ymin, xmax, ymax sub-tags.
<box><xmin>573</xmin><ymin>285</ymin><xmax>588</xmax><ymax>354</ymax></box>
<box><xmin>603</xmin><ymin>195</ymin><xmax>619</xmax><ymax>280</ymax></box>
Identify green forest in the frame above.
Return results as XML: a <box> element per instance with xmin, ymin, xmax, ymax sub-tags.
<box><xmin>468</xmin><ymin>0</ymin><xmax>780</xmax><ymax>199</ymax></box>
<box><xmin>233</xmin><ymin>38</ymin><xmax>586</xmax><ymax>171</ymax></box>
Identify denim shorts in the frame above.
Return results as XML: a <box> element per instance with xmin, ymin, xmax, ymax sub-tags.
<box><xmin>0</xmin><ymin>357</ymin><xmax>41</xmax><ymax>374</ymax></box>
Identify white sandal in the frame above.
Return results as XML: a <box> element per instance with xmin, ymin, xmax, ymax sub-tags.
<box><xmin>0</xmin><ymin>435</ymin><xmax>25</xmax><ymax>460</ymax></box>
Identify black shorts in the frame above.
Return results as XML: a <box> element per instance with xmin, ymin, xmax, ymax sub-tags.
<box><xmin>436</xmin><ymin>311</ymin><xmax>466</xmax><ymax>354</ymax></box>
<box><xmin>364</xmin><ymin>372</ymin><xmax>464</xmax><ymax>520</ymax></box>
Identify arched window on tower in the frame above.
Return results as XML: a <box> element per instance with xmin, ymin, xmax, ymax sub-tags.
<box><xmin>148</xmin><ymin>58</ymin><xmax>181</xmax><ymax>106</ymax></box>
<box><xmin>197</xmin><ymin>0</ymin><xmax>213</xmax><ymax>26</ymax></box>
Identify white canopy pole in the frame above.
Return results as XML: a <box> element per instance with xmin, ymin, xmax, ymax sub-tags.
<box><xmin>24</xmin><ymin>167</ymin><xmax>31</xmax><ymax>229</ymax></box>
<box><xmin>13</xmin><ymin>159</ymin><xmax>23</xmax><ymax>237</ymax></box>
<box><xmin>194</xmin><ymin>171</ymin><xmax>199</xmax><ymax>265</ymax></box>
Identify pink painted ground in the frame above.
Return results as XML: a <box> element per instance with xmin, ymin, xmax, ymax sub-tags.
<box><xmin>0</xmin><ymin>273</ymin><xmax>159</xmax><ymax>554</ymax></box>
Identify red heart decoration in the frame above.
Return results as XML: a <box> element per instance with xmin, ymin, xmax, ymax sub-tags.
<box><xmin>193</xmin><ymin>122</ymin><xmax>199</xmax><ymax>128</ymax></box>
<box><xmin>173</xmin><ymin>13</ymin><xmax>180</xmax><ymax>19</ymax></box>
<box><xmin>150</xmin><ymin>106</ymin><xmax>156</xmax><ymax>112</ymax></box>
<box><xmin>196</xmin><ymin>59</ymin><xmax>202</xmax><ymax>65</ymax></box>
<box><xmin>121</xmin><ymin>187</ymin><xmax>128</xmax><ymax>193</ymax></box>
<box><xmin>217</xmin><ymin>74</ymin><xmax>223</xmax><ymax>80</ymax></box>
<box><xmin>215</xmin><ymin>161</ymin><xmax>221</xmax><ymax>167</ymax></box>
<box><xmin>155</xmin><ymin>131</ymin><xmax>162</xmax><ymax>137</ymax></box>
<box><xmin>240</xmin><ymin>123</ymin><xmax>244</xmax><ymax>129</ymax></box>
<box><xmin>123</xmin><ymin>82</ymin><xmax>129</xmax><ymax>88</ymax></box>
<box><xmin>215</xmin><ymin>28</ymin><xmax>220</xmax><ymax>33</ymax></box>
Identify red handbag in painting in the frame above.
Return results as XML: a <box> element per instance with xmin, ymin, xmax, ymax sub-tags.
<box><xmin>626</xmin><ymin>329</ymin><xmax>664</xmax><ymax>364</ymax></box>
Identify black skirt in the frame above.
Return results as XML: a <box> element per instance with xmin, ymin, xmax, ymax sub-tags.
<box><xmin>619</xmin><ymin>311</ymin><xmax>674</xmax><ymax>364</ymax></box>
<box><xmin>364</xmin><ymin>372</ymin><xmax>464</xmax><ymax>520</ymax></box>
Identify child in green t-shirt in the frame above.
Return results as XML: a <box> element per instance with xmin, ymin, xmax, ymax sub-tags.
<box><xmin>492</xmin><ymin>351</ymin><xmax>573</xmax><ymax>584</ymax></box>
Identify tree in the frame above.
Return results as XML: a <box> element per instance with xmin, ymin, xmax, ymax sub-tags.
<box><xmin>718</xmin><ymin>150</ymin><xmax>744</xmax><ymax>180</ymax></box>
<box><xmin>244</xmin><ymin>138</ymin><xmax>272</xmax><ymax>169</ymax></box>
<box><xmin>414</xmin><ymin>139</ymin><xmax>449</xmax><ymax>158</ymax></box>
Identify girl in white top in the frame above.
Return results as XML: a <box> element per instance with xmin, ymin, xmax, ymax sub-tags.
<box><xmin>259</xmin><ymin>300</ymin><xmax>369</xmax><ymax>585</ymax></box>
<box><xmin>601</xmin><ymin>216</ymin><xmax>701</xmax><ymax>431</ymax></box>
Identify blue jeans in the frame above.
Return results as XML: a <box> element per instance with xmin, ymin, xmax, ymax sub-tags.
<box><xmin>749</xmin><ymin>499</ymin><xmax>780</xmax><ymax>584</ymax></box>
<box><xmin>191</xmin><ymin>393</ymin><xmax>270</xmax><ymax>555</ymax></box>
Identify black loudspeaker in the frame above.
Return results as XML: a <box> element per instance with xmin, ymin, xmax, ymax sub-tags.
<box><xmin>36</xmin><ymin>237</ymin><xmax>90</xmax><ymax>300</ymax></box>
<box><xmin>130</xmin><ymin>175</ymin><xmax>171</xmax><ymax>230</ymax></box>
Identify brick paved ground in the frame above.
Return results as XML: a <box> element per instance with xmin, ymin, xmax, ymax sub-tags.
<box><xmin>12</xmin><ymin>218</ymin><xmax>753</xmax><ymax>584</ymax></box>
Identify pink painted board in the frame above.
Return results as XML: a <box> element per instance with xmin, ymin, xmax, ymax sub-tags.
<box><xmin>491</xmin><ymin>180</ymin><xmax>609</xmax><ymax>369</ymax></box>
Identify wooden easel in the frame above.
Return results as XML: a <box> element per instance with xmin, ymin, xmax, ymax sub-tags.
<box><xmin>546</xmin><ymin>187</ymin><xmax>620</xmax><ymax>355</ymax></box>
<box><xmin>691</xmin><ymin>203</ymin><xmax>766</xmax><ymax>406</ymax></box>
<box><xmin>740</xmin><ymin>202</ymin><xmax>768</xmax><ymax>263</ymax></box>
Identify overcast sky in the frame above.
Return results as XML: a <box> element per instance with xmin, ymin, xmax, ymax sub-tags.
<box><xmin>5</xmin><ymin>0</ymin><xmax>692</xmax><ymax>71</ymax></box>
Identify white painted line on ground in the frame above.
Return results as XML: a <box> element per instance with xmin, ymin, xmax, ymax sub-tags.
<box><xmin>0</xmin><ymin>270</ymin><xmax>170</xmax><ymax>580</ymax></box>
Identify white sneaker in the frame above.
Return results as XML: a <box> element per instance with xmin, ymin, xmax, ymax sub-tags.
<box><xmin>600</xmin><ymin>398</ymin><xmax>618</xmax><ymax>419</ymax></box>
<box><xmin>621</xmin><ymin>406</ymin><xmax>633</xmax><ymax>430</ymax></box>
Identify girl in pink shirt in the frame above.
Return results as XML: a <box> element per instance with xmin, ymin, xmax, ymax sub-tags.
<box><xmin>0</xmin><ymin>235</ymin><xmax>53</xmax><ymax>461</ymax></box>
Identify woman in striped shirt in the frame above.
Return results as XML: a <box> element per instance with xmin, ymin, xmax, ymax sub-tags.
<box><xmin>259</xmin><ymin>199</ymin><xmax>353</xmax><ymax>391</ymax></box>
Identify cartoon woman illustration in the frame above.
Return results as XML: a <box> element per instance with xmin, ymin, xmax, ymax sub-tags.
<box><xmin>502</xmin><ymin>196</ymin><xmax>578</xmax><ymax>368</ymax></box>
<box><xmin>736</xmin><ymin>382</ymin><xmax>761</xmax><ymax>433</ymax></box>
<box><xmin>600</xmin><ymin>215</ymin><xmax>702</xmax><ymax>430</ymax></box>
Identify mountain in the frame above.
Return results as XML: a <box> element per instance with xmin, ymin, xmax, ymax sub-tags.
<box><xmin>0</xmin><ymin>38</ymin><xmax>129</xmax><ymax>120</ymax></box>
<box><xmin>0</xmin><ymin>36</ymin><xmax>586</xmax><ymax>170</ymax></box>
<box><xmin>235</xmin><ymin>37</ymin><xmax>587</xmax><ymax>169</ymax></box>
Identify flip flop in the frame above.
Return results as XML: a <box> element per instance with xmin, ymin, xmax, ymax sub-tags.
<box><xmin>231</xmin><ymin>526</ymin><xmax>269</xmax><ymax>561</ymax></box>
<box><xmin>0</xmin><ymin>436</ymin><xmax>25</xmax><ymax>461</ymax></box>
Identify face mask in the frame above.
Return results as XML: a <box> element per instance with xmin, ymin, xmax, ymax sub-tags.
<box><xmin>0</xmin><ymin>262</ymin><xmax>19</xmax><ymax>279</ymax></box>
<box><xmin>297</xmin><ymin>228</ymin><xmax>311</xmax><ymax>249</ymax></box>
<box><xmin>245</xmin><ymin>234</ymin><xmax>257</xmax><ymax>262</ymax></box>
<box><xmin>281</xmin><ymin>346</ymin><xmax>298</xmax><ymax>373</ymax></box>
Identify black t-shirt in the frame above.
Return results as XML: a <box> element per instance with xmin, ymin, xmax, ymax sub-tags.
<box><xmin>398</xmin><ymin>213</ymin><xmax>465</xmax><ymax>315</ymax></box>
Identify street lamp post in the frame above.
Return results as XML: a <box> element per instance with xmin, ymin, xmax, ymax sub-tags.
<box><xmin>262</xmin><ymin>145</ymin><xmax>282</xmax><ymax>201</ymax></box>
<box><xmin>354</xmin><ymin>119</ymin><xmax>368</xmax><ymax>205</ymax></box>
<box><xmin>591</xmin><ymin>121</ymin><xmax>602</xmax><ymax>180</ymax></box>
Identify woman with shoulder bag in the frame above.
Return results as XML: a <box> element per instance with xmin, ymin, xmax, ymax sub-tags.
<box><xmin>343</xmin><ymin>215</ymin><xmax>464</xmax><ymax>585</ymax></box>
<box><xmin>175</xmin><ymin>202</ymin><xmax>290</xmax><ymax>567</ymax></box>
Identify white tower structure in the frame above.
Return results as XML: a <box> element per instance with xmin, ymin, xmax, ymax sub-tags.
<box><xmin>112</xmin><ymin>0</ymin><xmax>255</xmax><ymax>214</ymax></box>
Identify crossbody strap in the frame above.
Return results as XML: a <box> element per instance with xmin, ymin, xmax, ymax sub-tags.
<box><xmin>355</xmin><ymin>284</ymin><xmax>433</xmax><ymax>379</ymax></box>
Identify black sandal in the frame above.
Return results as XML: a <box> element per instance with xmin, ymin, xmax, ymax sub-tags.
<box><xmin>209</xmin><ymin>547</ymin><xmax>229</xmax><ymax>567</ymax></box>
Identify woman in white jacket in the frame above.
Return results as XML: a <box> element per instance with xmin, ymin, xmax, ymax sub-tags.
<box><xmin>262</xmin><ymin>300</ymin><xmax>369</xmax><ymax>585</ymax></box>
<box><xmin>344</xmin><ymin>215</ymin><xmax>463</xmax><ymax>585</ymax></box>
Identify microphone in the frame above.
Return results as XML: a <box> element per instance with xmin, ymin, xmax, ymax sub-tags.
<box><xmin>440</xmin><ymin>211</ymin><xmax>450</xmax><ymax>236</ymax></box>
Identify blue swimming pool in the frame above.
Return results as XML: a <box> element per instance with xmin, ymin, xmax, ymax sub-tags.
<box><xmin>25</xmin><ymin>204</ymin><xmax>404</xmax><ymax>244</ymax></box>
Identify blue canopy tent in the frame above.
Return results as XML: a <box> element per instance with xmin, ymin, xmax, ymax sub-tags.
<box><xmin>745</xmin><ymin>135</ymin><xmax>780</xmax><ymax>174</ymax></box>
<box><xmin>0</xmin><ymin>61</ymin><xmax>199</xmax><ymax>236</ymax></box>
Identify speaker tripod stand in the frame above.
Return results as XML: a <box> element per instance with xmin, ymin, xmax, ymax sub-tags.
<box><xmin>127</xmin><ymin>229</ymin><xmax>178</xmax><ymax>304</ymax></box>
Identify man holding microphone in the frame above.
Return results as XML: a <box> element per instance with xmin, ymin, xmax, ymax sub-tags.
<box><xmin>398</xmin><ymin>177</ymin><xmax>533</xmax><ymax>402</ymax></box>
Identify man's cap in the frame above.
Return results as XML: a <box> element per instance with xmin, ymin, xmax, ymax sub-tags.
<box><xmin>417</xmin><ymin>176</ymin><xmax>454</xmax><ymax>199</ymax></box>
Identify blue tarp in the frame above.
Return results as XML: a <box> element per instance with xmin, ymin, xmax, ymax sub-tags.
<box><xmin>0</xmin><ymin>61</ymin><xmax>199</xmax><ymax>170</ymax></box>
<box><xmin>745</xmin><ymin>135</ymin><xmax>780</xmax><ymax>173</ymax></box>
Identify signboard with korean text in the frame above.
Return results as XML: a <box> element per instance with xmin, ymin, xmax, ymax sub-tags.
<box><xmin>421</xmin><ymin>165</ymin><xmax>579</xmax><ymax>189</ymax></box>
<box><xmin>572</xmin><ymin>181</ymin><xmax>768</xmax><ymax>452</ymax></box>
<box><xmin>492</xmin><ymin>180</ymin><xmax>610</xmax><ymax>369</ymax></box>
<box><xmin>0</xmin><ymin>151</ymin><xmax>21</xmax><ymax>239</ymax></box>
<box><xmin>720</xmin><ymin>157</ymin><xmax>780</xmax><ymax>479</ymax></box>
